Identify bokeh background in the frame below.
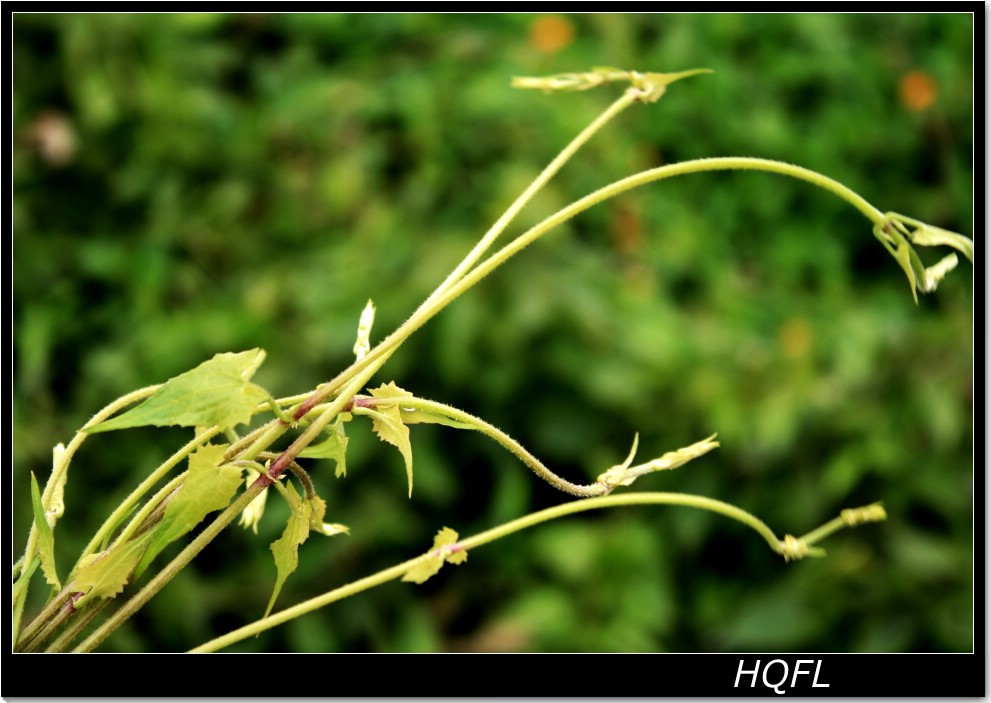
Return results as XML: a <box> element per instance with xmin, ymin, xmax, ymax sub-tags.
<box><xmin>13</xmin><ymin>13</ymin><xmax>974</xmax><ymax>652</ymax></box>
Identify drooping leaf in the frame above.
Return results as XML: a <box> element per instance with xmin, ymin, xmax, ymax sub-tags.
<box><xmin>135</xmin><ymin>443</ymin><xmax>242</xmax><ymax>577</ymax></box>
<box><xmin>889</xmin><ymin>211</ymin><xmax>974</xmax><ymax>262</ymax></box>
<box><xmin>308</xmin><ymin>495</ymin><xmax>349</xmax><ymax>537</ymax></box>
<box><xmin>30</xmin><ymin>472</ymin><xmax>60</xmax><ymax>590</ymax></box>
<box><xmin>361</xmin><ymin>383</ymin><xmax>415</xmax><ymax>497</ymax></box>
<box><xmin>299</xmin><ymin>413</ymin><xmax>351</xmax><ymax>478</ymax></box>
<box><xmin>73</xmin><ymin>532</ymin><xmax>154</xmax><ymax>607</ymax></box>
<box><xmin>264</xmin><ymin>482</ymin><xmax>311</xmax><ymax>618</ymax></box>
<box><xmin>85</xmin><ymin>349</ymin><xmax>269</xmax><ymax>433</ymax></box>
<box><xmin>402</xmin><ymin>527</ymin><xmax>467</xmax><ymax>585</ymax></box>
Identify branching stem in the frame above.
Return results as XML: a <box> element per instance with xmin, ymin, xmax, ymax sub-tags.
<box><xmin>188</xmin><ymin>493</ymin><xmax>883</xmax><ymax>653</ymax></box>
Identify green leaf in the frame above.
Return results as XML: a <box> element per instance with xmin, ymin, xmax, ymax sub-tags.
<box><xmin>30</xmin><ymin>472</ymin><xmax>60</xmax><ymax>590</ymax></box>
<box><xmin>360</xmin><ymin>383</ymin><xmax>415</xmax><ymax>497</ymax></box>
<box><xmin>307</xmin><ymin>494</ymin><xmax>350</xmax><ymax>537</ymax></box>
<box><xmin>399</xmin><ymin>406</ymin><xmax>475</xmax><ymax>431</ymax></box>
<box><xmin>299</xmin><ymin>413</ymin><xmax>351</xmax><ymax>478</ymax></box>
<box><xmin>135</xmin><ymin>444</ymin><xmax>242</xmax><ymax>577</ymax></box>
<box><xmin>238</xmin><ymin>476</ymin><xmax>269</xmax><ymax>534</ymax></box>
<box><xmin>889</xmin><ymin>211</ymin><xmax>974</xmax><ymax>262</ymax></box>
<box><xmin>597</xmin><ymin>434</ymin><xmax>719</xmax><ymax>490</ymax></box>
<box><xmin>402</xmin><ymin>527</ymin><xmax>467</xmax><ymax>585</ymax></box>
<box><xmin>84</xmin><ymin>349</ymin><xmax>269</xmax><ymax>433</ymax></box>
<box><xmin>264</xmin><ymin>482</ymin><xmax>311</xmax><ymax>618</ymax></box>
<box><xmin>874</xmin><ymin>222</ymin><xmax>923</xmax><ymax>303</ymax></box>
<box><xmin>74</xmin><ymin>532</ymin><xmax>154</xmax><ymax>607</ymax></box>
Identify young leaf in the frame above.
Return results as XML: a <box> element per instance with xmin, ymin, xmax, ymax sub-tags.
<box><xmin>73</xmin><ymin>532</ymin><xmax>154</xmax><ymax>607</ymax></box>
<box><xmin>46</xmin><ymin>443</ymin><xmax>67</xmax><ymax>527</ymax></box>
<box><xmin>399</xmin><ymin>406</ymin><xmax>475</xmax><ymax>431</ymax></box>
<box><xmin>84</xmin><ymin>349</ymin><xmax>270</xmax><ymax>433</ymax></box>
<box><xmin>264</xmin><ymin>482</ymin><xmax>311</xmax><ymax>618</ymax></box>
<box><xmin>135</xmin><ymin>444</ymin><xmax>243</xmax><ymax>577</ymax></box>
<box><xmin>239</xmin><ymin>477</ymin><xmax>269</xmax><ymax>535</ymax></box>
<box><xmin>299</xmin><ymin>413</ymin><xmax>351</xmax><ymax>478</ymax></box>
<box><xmin>30</xmin><ymin>472</ymin><xmax>60</xmax><ymax>590</ymax></box>
<box><xmin>597</xmin><ymin>434</ymin><xmax>719</xmax><ymax>490</ymax></box>
<box><xmin>402</xmin><ymin>527</ymin><xmax>467</xmax><ymax>585</ymax></box>
<box><xmin>353</xmin><ymin>299</ymin><xmax>376</xmax><ymax>360</ymax></box>
<box><xmin>360</xmin><ymin>383</ymin><xmax>415</xmax><ymax>497</ymax></box>
<box><xmin>308</xmin><ymin>495</ymin><xmax>350</xmax><ymax>537</ymax></box>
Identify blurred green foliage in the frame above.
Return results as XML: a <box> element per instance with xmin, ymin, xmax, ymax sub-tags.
<box><xmin>13</xmin><ymin>13</ymin><xmax>973</xmax><ymax>652</ymax></box>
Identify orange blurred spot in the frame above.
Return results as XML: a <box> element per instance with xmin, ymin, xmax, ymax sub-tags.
<box><xmin>528</xmin><ymin>15</ymin><xmax>575</xmax><ymax>54</ymax></box>
<box><xmin>898</xmin><ymin>70</ymin><xmax>938</xmax><ymax>112</ymax></box>
<box><xmin>778</xmin><ymin>317</ymin><xmax>812</xmax><ymax>359</ymax></box>
<box><xmin>610</xmin><ymin>203</ymin><xmax>643</xmax><ymax>255</ymax></box>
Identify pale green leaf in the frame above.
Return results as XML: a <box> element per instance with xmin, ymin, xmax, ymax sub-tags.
<box><xmin>74</xmin><ymin>532</ymin><xmax>154</xmax><ymax>607</ymax></box>
<box><xmin>238</xmin><ymin>478</ymin><xmax>269</xmax><ymax>535</ymax></box>
<box><xmin>595</xmin><ymin>434</ymin><xmax>639</xmax><ymax>489</ymax></box>
<box><xmin>30</xmin><ymin>472</ymin><xmax>60</xmax><ymax>590</ymax></box>
<box><xmin>402</xmin><ymin>527</ymin><xmax>467</xmax><ymax>585</ymax></box>
<box><xmin>299</xmin><ymin>414</ymin><xmax>351</xmax><ymax>478</ymax></box>
<box><xmin>264</xmin><ymin>482</ymin><xmax>312</xmax><ymax>618</ymax></box>
<box><xmin>307</xmin><ymin>495</ymin><xmax>350</xmax><ymax>537</ymax></box>
<box><xmin>597</xmin><ymin>434</ymin><xmax>719</xmax><ymax>490</ymax></box>
<box><xmin>924</xmin><ymin>254</ymin><xmax>960</xmax><ymax>291</ymax></box>
<box><xmin>369</xmin><ymin>381</ymin><xmax>413</xmax><ymax>402</ymax></box>
<box><xmin>889</xmin><ymin>212</ymin><xmax>974</xmax><ymax>263</ymax></box>
<box><xmin>85</xmin><ymin>349</ymin><xmax>269</xmax><ymax>433</ymax></box>
<box><xmin>399</xmin><ymin>406</ymin><xmax>475</xmax><ymax>431</ymax></box>
<box><xmin>875</xmin><ymin>223</ymin><xmax>922</xmax><ymax>303</ymax></box>
<box><xmin>353</xmin><ymin>299</ymin><xmax>376</xmax><ymax>360</ymax></box>
<box><xmin>135</xmin><ymin>444</ymin><xmax>242</xmax><ymax>577</ymax></box>
<box><xmin>360</xmin><ymin>384</ymin><xmax>415</xmax><ymax>497</ymax></box>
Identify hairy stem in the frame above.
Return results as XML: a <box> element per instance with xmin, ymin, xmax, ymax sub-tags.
<box><xmin>74</xmin><ymin>426</ymin><xmax>223</xmax><ymax>573</ymax></box>
<box><xmin>369</xmin><ymin>394</ymin><xmax>606</xmax><ymax>497</ymax></box>
<box><xmin>287</xmin><ymin>90</ymin><xmax>641</xmax><ymax>423</ymax></box>
<box><xmin>13</xmin><ymin>385</ymin><xmax>160</xmax><ymax>639</ymax></box>
<box><xmin>189</xmin><ymin>493</ymin><xmax>883</xmax><ymax>652</ymax></box>
<box><xmin>70</xmin><ymin>482</ymin><xmax>266</xmax><ymax>653</ymax></box>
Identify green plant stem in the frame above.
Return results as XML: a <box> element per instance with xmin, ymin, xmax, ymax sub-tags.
<box><xmin>287</xmin><ymin>90</ymin><xmax>640</xmax><ymax>423</ymax></box>
<box><xmin>73</xmin><ymin>426</ymin><xmax>223</xmax><ymax>574</ymax></box>
<box><xmin>426</xmin><ymin>157</ymin><xmax>887</xmax><ymax>323</ymax></box>
<box><xmin>305</xmin><ymin>158</ymin><xmax>889</xmax><ymax>417</ymax></box>
<box><xmin>70</xmin><ymin>482</ymin><xmax>266</xmax><ymax>653</ymax></box>
<box><xmin>421</xmin><ymin>88</ymin><xmax>640</xmax><ymax>307</ymax></box>
<box><xmin>45</xmin><ymin>600</ymin><xmax>106</xmax><ymax>653</ymax></box>
<box><xmin>13</xmin><ymin>386</ymin><xmax>161</xmax><ymax>634</ymax></box>
<box><xmin>189</xmin><ymin>492</ymin><xmax>881</xmax><ymax>653</ymax></box>
<box><xmin>374</xmin><ymin>395</ymin><xmax>606</xmax><ymax>497</ymax></box>
<box><xmin>69</xmin><ymin>360</ymin><xmax>385</xmax><ymax>653</ymax></box>
<box><xmin>15</xmin><ymin>586</ymin><xmax>73</xmax><ymax>651</ymax></box>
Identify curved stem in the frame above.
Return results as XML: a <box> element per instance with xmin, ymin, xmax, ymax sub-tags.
<box><xmin>420</xmin><ymin>88</ymin><xmax>640</xmax><ymax>306</ymax></box>
<box><xmin>322</xmin><ymin>157</ymin><xmax>888</xmax><ymax>382</ymax></box>
<box><xmin>375</xmin><ymin>395</ymin><xmax>606</xmax><ymax>497</ymax></box>
<box><xmin>71</xmin><ymin>481</ymin><xmax>267</xmax><ymax>653</ymax></box>
<box><xmin>71</xmin><ymin>359</ymin><xmax>386</xmax><ymax>652</ymax></box>
<box><xmin>287</xmin><ymin>90</ymin><xmax>641</xmax><ymax>422</ymax></box>
<box><xmin>190</xmin><ymin>492</ymin><xmax>882</xmax><ymax>653</ymax></box>
<box><xmin>438</xmin><ymin>157</ymin><xmax>886</xmax><ymax>313</ymax></box>
<box><xmin>73</xmin><ymin>426</ymin><xmax>223</xmax><ymax>574</ymax></box>
<box><xmin>14</xmin><ymin>385</ymin><xmax>161</xmax><ymax>641</ymax></box>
